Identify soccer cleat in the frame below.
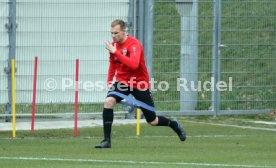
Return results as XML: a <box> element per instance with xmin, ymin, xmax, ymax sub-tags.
<box><xmin>95</xmin><ymin>139</ymin><xmax>111</xmax><ymax>148</ymax></box>
<box><xmin>172</xmin><ymin>120</ymin><xmax>186</xmax><ymax>141</ymax></box>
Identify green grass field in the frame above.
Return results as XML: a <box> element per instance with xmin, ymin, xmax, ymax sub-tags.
<box><xmin>1</xmin><ymin>117</ymin><xmax>276</xmax><ymax>168</ymax></box>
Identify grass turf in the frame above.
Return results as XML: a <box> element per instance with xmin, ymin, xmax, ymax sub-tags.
<box><xmin>0</xmin><ymin>118</ymin><xmax>276</xmax><ymax>168</ymax></box>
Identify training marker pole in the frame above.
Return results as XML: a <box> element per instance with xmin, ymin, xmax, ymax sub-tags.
<box><xmin>74</xmin><ymin>59</ymin><xmax>79</xmax><ymax>137</ymax></box>
<box><xmin>136</xmin><ymin>108</ymin><xmax>141</xmax><ymax>137</ymax></box>
<box><xmin>11</xmin><ymin>59</ymin><xmax>16</xmax><ymax>138</ymax></box>
<box><xmin>31</xmin><ymin>56</ymin><xmax>38</xmax><ymax>133</ymax></box>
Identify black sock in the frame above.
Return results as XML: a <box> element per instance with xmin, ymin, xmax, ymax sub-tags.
<box><xmin>157</xmin><ymin>116</ymin><xmax>172</xmax><ymax>126</ymax></box>
<box><xmin>157</xmin><ymin>116</ymin><xmax>179</xmax><ymax>134</ymax></box>
<box><xmin>168</xmin><ymin>120</ymin><xmax>179</xmax><ymax>133</ymax></box>
<box><xmin>103</xmin><ymin>108</ymin><xmax>113</xmax><ymax>141</ymax></box>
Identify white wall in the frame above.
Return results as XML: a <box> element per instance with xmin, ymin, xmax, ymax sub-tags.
<box><xmin>1</xmin><ymin>0</ymin><xmax>129</xmax><ymax>103</ymax></box>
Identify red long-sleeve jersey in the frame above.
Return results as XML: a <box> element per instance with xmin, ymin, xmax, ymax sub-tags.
<box><xmin>107</xmin><ymin>35</ymin><xmax>150</xmax><ymax>89</ymax></box>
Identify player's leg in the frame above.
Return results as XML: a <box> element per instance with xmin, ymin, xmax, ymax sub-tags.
<box><xmin>132</xmin><ymin>89</ymin><xmax>186</xmax><ymax>141</ymax></box>
<box><xmin>95</xmin><ymin>82</ymin><xmax>130</xmax><ymax>148</ymax></box>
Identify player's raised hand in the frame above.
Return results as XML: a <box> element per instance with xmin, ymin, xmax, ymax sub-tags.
<box><xmin>105</xmin><ymin>41</ymin><xmax>117</xmax><ymax>54</ymax></box>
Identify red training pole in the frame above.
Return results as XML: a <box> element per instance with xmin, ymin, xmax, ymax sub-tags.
<box><xmin>74</xmin><ymin>59</ymin><xmax>79</xmax><ymax>137</ymax></box>
<box><xmin>31</xmin><ymin>56</ymin><xmax>38</xmax><ymax>133</ymax></box>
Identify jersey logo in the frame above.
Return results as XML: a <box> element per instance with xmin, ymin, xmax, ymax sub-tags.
<box><xmin>132</xmin><ymin>47</ymin><xmax>137</xmax><ymax>56</ymax></box>
<box><xmin>122</xmin><ymin>48</ymin><xmax>127</xmax><ymax>56</ymax></box>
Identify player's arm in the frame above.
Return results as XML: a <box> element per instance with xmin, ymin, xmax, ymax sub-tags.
<box><xmin>107</xmin><ymin>54</ymin><xmax>116</xmax><ymax>88</ymax></box>
<box><xmin>105</xmin><ymin>42</ymin><xmax>141</xmax><ymax>70</ymax></box>
<box><xmin>113</xmin><ymin>44</ymin><xmax>141</xmax><ymax>70</ymax></box>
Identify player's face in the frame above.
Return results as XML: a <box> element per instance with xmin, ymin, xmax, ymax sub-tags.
<box><xmin>111</xmin><ymin>25</ymin><xmax>126</xmax><ymax>43</ymax></box>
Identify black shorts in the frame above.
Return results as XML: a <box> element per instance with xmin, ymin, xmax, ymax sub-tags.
<box><xmin>107</xmin><ymin>82</ymin><xmax>156</xmax><ymax>123</ymax></box>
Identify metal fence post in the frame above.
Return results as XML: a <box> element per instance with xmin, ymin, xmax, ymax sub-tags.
<box><xmin>4</xmin><ymin>0</ymin><xmax>17</xmax><ymax>122</ymax></box>
<box><xmin>176</xmin><ymin>0</ymin><xmax>199</xmax><ymax>111</ymax></box>
<box><xmin>127</xmin><ymin>0</ymin><xmax>135</xmax><ymax>36</ymax></box>
<box><xmin>137</xmin><ymin>0</ymin><xmax>144</xmax><ymax>44</ymax></box>
<box><xmin>144</xmin><ymin>0</ymin><xmax>154</xmax><ymax>79</ymax></box>
<box><xmin>212</xmin><ymin>0</ymin><xmax>221</xmax><ymax>116</ymax></box>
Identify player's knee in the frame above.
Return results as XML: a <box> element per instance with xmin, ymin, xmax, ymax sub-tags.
<box><xmin>104</xmin><ymin>97</ymin><xmax>116</xmax><ymax>108</ymax></box>
<box><xmin>148</xmin><ymin>117</ymin><xmax>158</xmax><ymax>126</ymax></box>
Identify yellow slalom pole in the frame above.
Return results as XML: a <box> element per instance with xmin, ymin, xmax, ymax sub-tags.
<box><xmin>12</xmin><ymin>59</ymin><xmax>16</xmax><ymax>138</ymax></box>
<box><xmin>136</xmin><ymin>108</ymin><xmax>140</xmax><ymax>137</ymax></box>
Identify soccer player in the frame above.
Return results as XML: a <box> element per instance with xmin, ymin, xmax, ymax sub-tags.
<box><xmin>95</xmin><ymin>19</ymin><xmax>186</xmax><ymax>148</ymax></box>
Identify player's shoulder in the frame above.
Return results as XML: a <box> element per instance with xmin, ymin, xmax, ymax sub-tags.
<box><xmin>127</xmin><ymin>35</ymin><xmax>139</xmax><ymax>42</ymax></box>
<box><xmin>127</xmin><ymin>35</ymin><xmax>142</xmax><ymax>46</ymax></box>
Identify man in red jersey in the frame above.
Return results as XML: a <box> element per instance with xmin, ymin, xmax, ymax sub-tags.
<box><xmin>95</xmin><ymin>19</ymin><xmax>186</xmax><ymax>148</ymax></box>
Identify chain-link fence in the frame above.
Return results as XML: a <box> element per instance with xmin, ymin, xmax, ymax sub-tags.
<box><xmin>153</xmin><ymin>0</ymin><xmax>276</xmax><ymax>115</ymax></box>
<box><xmin>1</xmin><ymin>0</ymin><xmax>131</xmax><ymax>119</ymax></box>
<box><xmin>1</xmin><ymin>0</ymin><xmax>275</xmax><ymax>120</ymax></box>
<box><xmin>220</xmin><ymin>0</ymin><xmax>276</xmax><ymax>112</ymax></box>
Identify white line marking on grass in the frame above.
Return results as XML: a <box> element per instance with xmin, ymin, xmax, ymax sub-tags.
<box><xmin>186</xmin><ymin>121</ymin><xmax>276</xmax><ymax>132</ymax></box>
<box><xmin>1</xmin><ymin>134</ymin><xmax>275</xmax><ymax>141</ymax></box>
<box><xmin>144</xmin><ymin>135</ymin><xmax>247</xmax><ymax>138</ymax></box>
<box><xmin>244</xmin><ymin>120</ymin><xmax>276</xmax><ymax>125</ymax></box>
<box><xmin>0</xmin><ymin>156</ymin><xmax>274</xmax><ymax>168</ymax></box>
<box><xmin>0</xmin><ymin>135</ymin><xmax>252</xmax><ymax>140</ymax></box>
